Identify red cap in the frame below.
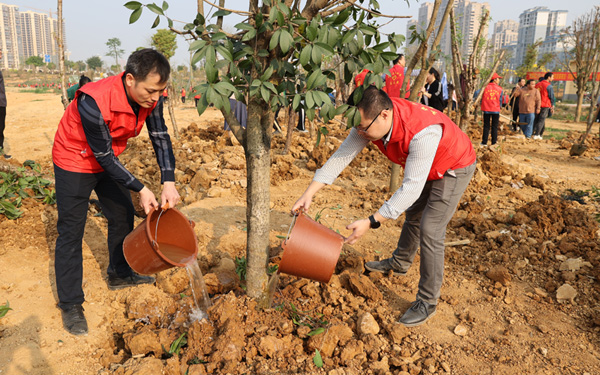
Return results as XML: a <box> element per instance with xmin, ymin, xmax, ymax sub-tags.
<box><xmin>490</xmin><ymin>72</ymin><xmax>503</xmax><ymax>81</ymax></box>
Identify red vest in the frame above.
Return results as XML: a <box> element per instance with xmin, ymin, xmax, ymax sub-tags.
<box><xmin>372</xmin><ymin>98</ymin><xmax>476</xmax><ymax>181</ymax></box>
<box><xmin>354</xmin><ymin>69</ymin><xmax>369</xmax><ymax>86</ymax></box>
<box><xmin>52</xmin><ymin>73</ymin><xmax>157</xmax><ymax>173</ymax></box>
<box><xmin>536</xmin><ymin>80</ymin><xmax>552</xmax><ymax>108</ymax></box>
<box><xmin>480</xmin><ymin>82</ymin><xmax>503</xmax><ymax>112</ymax></box>
<box><xmin>383</xmin><ymin>64</ymin><xmax>410</xmax><ymax>99</ymax></box>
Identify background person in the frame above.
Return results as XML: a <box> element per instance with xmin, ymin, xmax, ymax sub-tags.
<box><xmin>292</xmin><ymin>86</ymin><xmax>476</xmax><ymax>328</ymax></box>
<box><xmin>480</xmin><ymin>72</ymin><xmax>504</xmax><ymax>148</ymax></box>
<box><xmin>420</xmin><ymin>67</ymin><xmax>445</xmax><ymax>112</ymax></box>
<box><xmin>513</xmin><ymin>79</ymin><xmax>541</xmax><ymax>138</ymax></box>
<box><xmin>66</xmin><ymin>75</ymin><xmax>92</xmax><ymax>102</ymax></box>
<box><xmin>532</xmin><ymin>72</ymin><xmax>555</xmax><ymax>140</ymax></box>
<box><xmin>382</xmin><ymin>54</ymin><xmax>410</xmax><ymax>99</ymax></box>
<box><xmin>52</xmin><ymin>48</ymin><xmax>180</xmax><ymax>336</ymax></box>
<box><xmin>509</xmin><ymin>78</ymin><xmax>526</xmax><ymax>131</ymax></box>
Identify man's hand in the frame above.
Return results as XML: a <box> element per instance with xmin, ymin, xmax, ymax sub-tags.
<box><xmin>161</xmin><ymin>181</ymin><xmax>180</xmax><ymax>209</ymax></box>
<box><xmin>344</xmin><ymin>218</ymin><xmax>370</xmax><ymax>244</ymax></box>
<box><xmin>139</xmin><ymin>187</ymin><xmax>160</xmax><ymax>214</ymax></box>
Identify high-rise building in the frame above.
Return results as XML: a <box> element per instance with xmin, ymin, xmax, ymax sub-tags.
<box><xmin>0</xmin><ymin>3</ymin><xmax>65</xmax><ymax>69</ymax></box>
<box><xmin>514</xmin><ymin>7</ymin><xmax>567</xmax><ymax>68</ymax></box>
<box><xmin>490</xmin><ymin>20</ymin><xmax>518</xmax><ymax>66</ymax></box>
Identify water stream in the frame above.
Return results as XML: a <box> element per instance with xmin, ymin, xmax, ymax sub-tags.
<box><xmin>185</xmin><ymin>260</ymin><xmax>212</xmax><ymax>321</ymax></box>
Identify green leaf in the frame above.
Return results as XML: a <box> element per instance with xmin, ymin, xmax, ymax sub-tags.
<box><xmin>276</xmin><ymin>11</ymin><xmax>285</xmax><ymax>27</ymax></box>
<box><xmin>0</xmin><ymin>301</ymin><xmax>11</xmax><ymax>318</ymax></box>
<box><xmin>236</xmin><ymin>22</ymin><xmax>255</xmax><ymax>31</ymax></box>
<box><xmin>205</xmin><ymin>46</ymin><xmax>216</xmax><ymax>65</ymax></box>
<box><xmin>307</xmin><ymin>327</ymin><xmax>325</xmax><ymax>336</ymax></box>
<box><xmin>216</xmin><ymin>45</ymin><xmax>233</xmax><ymax>62</ymax></box>
<box><xmin>335</xmin><ymin>104</ymin><xmax>349</xmax><ymax>116</ymax></box>
<box><xmin>162</xmin><ymin>1</ymin><xmax>168</xmax><ymax>11</ymax></box>
<box><xmin>311</xmin><ymin>45</ymin><xmax>322</xmax><ymax>65</ymax></box>
<box><xmin>191</xmin><ymin>47</ymin><xmax>207</xmax><ymax>66</ymax></box>
<box><xmin>260</xmin><ymin>85</ymin><xmax>270</xmax><ymax>103</ymax></box>
<box><xmin>292</xmin><ymin>94</ymin><xmax>301</xmax><ymax>111</ymax></box>
<box><xmin>205</xmin><ymin>62</ymin><xmax>218</xmax><ymax>83</ymax></box>
<box><xmin>189</xmin><ymin>39</ymin><xmax>207</xmax><ymax>52</ymax></box>
<box><xmin>147</xmin><ymin>3</ymin><xmax>164</xmax><ymax>15</ymax></box>
<box><xmin>213</xmin><ymin>10</ymin><xmax>231</xmax><ymax>17</ymax></box>
<box><xmin>151</xmin><ymin>15</ymin><xmax>160</xmax><ymax>28</ymax></box>
<box><xmin>261</xmin><ymin>66</ymin><xmax>274</xmax><ymax>81</ymax></box>
<box><xmin>264</xmin><ymin>82</ymin><xmax>278</xmax><ymax>94</ymax></box>
<box><xmin>196</xmin><ymin>95</ymin><xmax>209</xmax><ymax>116</ymax></box>
<box><xmin>124</xmin><ymin>1</ymin><xmax>142</xmax><ymax>11</ymax></box>
<box><xmin>242</xmin><ymin>29</ymin><xmax>257</xmax><ymax>42</ymax></box>
<box><xmin>214</xmin><ymin>81</ymin><xmax>236</xmax><ymax>95</ymax></box>
<box><xmin>269</xmin><ymin>29</ymin><xmax>281</xmax><ymax>51</ymax></box>
<box><xmin>306</xmin><ymin>26</ymin><xmax>318</xmax><ymax>41</ymax></box>
<box><xmin>279</xmin><ymin>30</ymin><xmax>293</xmax><ymax>54</ymax></box>
<box><xmin>313</xmin><ymin>349</ymin><xmax>323</xmax><ymax>368</ymax></box>
<box><xmin>306</xmin><ymin>91</ymin><xmax>315</xmax><ymax>108</ymax></box>
<box><xmin>299</xmin><ymin>45</ymin><xmax>312</xmax><ymax>66</ymax></box>
<box><xmin>129</xmin><ymin>7</ymin><xmax>143</xmax><ymax>24</ymax></box>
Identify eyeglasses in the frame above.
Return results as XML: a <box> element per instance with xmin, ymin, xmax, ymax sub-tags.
<box><xmin>357</xmin><ymin>109</ymin><xmax>387</xmax><ymax>133</ymax></box>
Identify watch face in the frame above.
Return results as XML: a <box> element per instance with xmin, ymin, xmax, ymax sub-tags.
<box><xmin>369</xmin><ymin>215</ymin><xmax>381</xmax><ymax>229</ymax></box>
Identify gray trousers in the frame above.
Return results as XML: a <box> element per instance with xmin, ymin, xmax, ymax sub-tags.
<box><xmin>390</xmin><ymin>161</ymin><xmax>476</xmax><ymax>305</ymax></box>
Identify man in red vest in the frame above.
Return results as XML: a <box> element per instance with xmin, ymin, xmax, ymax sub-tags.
<box><xmin>532</xmin><ymin>72</ymin><xmax>555</xmax><ymax>140</ymax></box>
<box><xmin>52</xmin><ymin>49</ymin><xmax>181</xmax><ymax>335</ymax></box>
<box><xmin>383</xmin><ymin>54</ymin><xmax>410</xmax><ymax>99</ymax></box>
<box><xmin>480</xmin><ymin>72</ymin><xmax>504</xmax><ymax>147</ymax></box>
<box><xmin>292</xmin><ymin>86</ymin><xmax>476</xmax><ymax>327</ymax></box>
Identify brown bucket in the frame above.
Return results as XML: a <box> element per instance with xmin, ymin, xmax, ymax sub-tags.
<box><xmin>278</xmin><ymin>212</ymin><xmax>345</xmax><ymax>283</ymax></box>
<box><xmin>123</xmin><ymin>207</ymin><xmax>198</xmax><ymax>275</ymax></box>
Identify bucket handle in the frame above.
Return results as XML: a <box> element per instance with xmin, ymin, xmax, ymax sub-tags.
<box><xmin>151</xmin><ymin>207</ymin><xmax>168</xmax><ymax>249</ymax></box>
<box><xmin>284</xmin><ymin>213</ymin><xmax>298</xmax><ymax>243</ymax></box>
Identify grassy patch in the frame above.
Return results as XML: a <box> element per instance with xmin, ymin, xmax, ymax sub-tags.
<box><xmin>544</xmin><ymin>127</ymin><xmax>570</xmax><ymax>140</ymax></box>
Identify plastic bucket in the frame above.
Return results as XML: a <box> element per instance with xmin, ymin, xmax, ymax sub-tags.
<box><xmin>123</xmin><ymin>208</ymin><xmax>198</xmax><ymax>275</ymax></box>
<box><xmin>278</xmin><ymin>213</ymin><xmax>344</xmax><ymax>283</ymax></box>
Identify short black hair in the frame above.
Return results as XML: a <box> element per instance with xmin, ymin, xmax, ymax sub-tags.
<box><xmin>428</xmin><ymin>67</ymin><xmax>440</xmax><ymax>81</ymax></box>
<box><xmin>124</xmin><ymin>48</ymin><xmax>170</xmax><ymax>84</ymax></box>
<box><xmin>393</xmin><ymin>54</ymin><xmax>405</xmax><ymax>65</ymax></box>
<box><xmin>544</xmin><ymin>72</ymin><xmax>554</xmax><ymax>80</ymax></box>
<box><xmin>79</xmin><ymin>75</ymin><xmax>91</xmax><ymax>88</ymax></box>
<box><xmin>350</xmin><ymin>86</ymin><xmax>393</xmax><ymax>121</ymax></box>
<box><xmin>526</xmin><ymin>79</ymin><xmax>536</xmax><ymax>86</ymax></box>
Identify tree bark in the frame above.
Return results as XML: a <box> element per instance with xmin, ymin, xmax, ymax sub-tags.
<box><xmin>245</xmin><ymin>99</ymin><xmax>272</xmax><ymax>303</ymax></box>
<box><xmin>166</xmin><ymin>81</ymin><xmax>179</xmax><ymax>139</ymax></box>
<box><xmin>57</xmin><ymin>0</ymin><xmax>69</xmax><ymax>110</ymax></box>
<box><xmin>283</xmin><ymin>106</ymin><xmax>296</xmax><ymax>155</ymax></box>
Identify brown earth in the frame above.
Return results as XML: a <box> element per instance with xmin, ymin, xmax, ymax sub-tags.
<box><xmin>1</xmin><ymin>85</ymin><xmax>600</xmax><ymax>375</ymax></box>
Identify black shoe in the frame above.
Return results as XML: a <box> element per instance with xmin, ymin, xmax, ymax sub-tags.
<box><xmin>107</xmin><ymin>273</ymin><xmax>155</xmax><ymax>290</ymax></box>
<box><xmin>60</xmin><ymin>304</ymin><xmax>88</xmax><ymax>335</ymax></box>
<box><xmin>2</xmin><ymin>154</ymin><xmax>11</xmax><ymax>160</ymax></box>
<box><xmin>398</xmin><ymin>300</ymin><xmax>437</xmax><ymax>327</ymax></box>
<box><xmin>365</xmin><ymin>258</ymin><xmax>407</xmax><ymax>276</ymax></box>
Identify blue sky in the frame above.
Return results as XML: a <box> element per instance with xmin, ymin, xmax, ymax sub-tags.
<box><xmin>4</xmin><ymin>0</ymin><xmax>597</xmax><ymax>67</ymax></box>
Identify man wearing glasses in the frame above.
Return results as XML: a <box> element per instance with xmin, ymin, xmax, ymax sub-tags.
<box><xmin>292</xmin><ymin>86</ymin><xmax>476</xmax><ymax>327</ymax></box>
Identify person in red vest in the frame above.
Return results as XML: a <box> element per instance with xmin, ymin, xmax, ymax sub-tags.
<box><xmin>292</xmin><ymin>86</ymin><xmax>476</xmax><ymax>327</ymax></box>
<box><xmin>354</xmin><ymin>69</ymin><xmax>369</xmax><ymax>87</ymax></box>
<box><xmin>162</xmin><ymin>87</ymin><xmax>168</xmax><ymax>102</ymax></box>
<box><xmin>480</xmin><ymin>72</ymin><xmax>504</xmax><ymax>147</ymax></box>
<box><xmin>532</xmin><ymin>72</ymin><xmax>555</xmax><ymax>140</ymax></box>
<box><xmin>193</xmin><ymin>89</ymin><xmax>201</xmax><ymax>106</ymax></box>
<box><xmin>52</xmin><ymin>49</ymin><xmax>181</xmax><ymax>336</ymax></box>
<box><xmin>383</xmin><ymin>54</ymin><xmax>410</xmax><ymax>99</ymax></box>
<box><xmin>180</xmin><ymin>87</ymin><xmax>186</xmax><ymax>104</ymax></box>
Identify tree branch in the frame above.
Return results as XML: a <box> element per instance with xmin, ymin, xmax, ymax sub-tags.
<box><xmin>202</xmin><ymin>0</ymin><xmax>251</xmax><ymax>15</ymax></box>
<box><xmin>342</xmin><ymin>0</ymin><xmax>411</xmax><ymax>19</ymax></box>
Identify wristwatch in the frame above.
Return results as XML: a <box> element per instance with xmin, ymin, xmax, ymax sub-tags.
<box><xmin>368</xmin><ymin>215</ymin><xmax>381</xmax><ymax>229</ymax></box>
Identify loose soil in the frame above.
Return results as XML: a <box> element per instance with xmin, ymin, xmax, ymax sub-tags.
<box><xmin>1</xmin><ymin>84</ymin><xmax>600</xmax><ymax>375</ymax></box>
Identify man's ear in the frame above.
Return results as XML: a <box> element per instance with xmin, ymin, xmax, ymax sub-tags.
<box><xmin>125</xmin><ymin>73</ymin><xmax>135</xmax><ymax>87</ymax></box>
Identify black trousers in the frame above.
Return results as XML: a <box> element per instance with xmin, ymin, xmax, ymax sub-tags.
<box><xmin>482</xmin><ymin>113</ymin><xmax>499</xmax><ymax>145</ymax></box>
<box><xmin>533</xmin><ymin>107</ymin><xmax>550</xmax><ymax>136</ymax></box>
<box><xmin>0</xmin><ymin>106</ymin><xmax>6</xmax><ymax>149</ymax></box>
<box><xmin>54</xmin><ymin>164</ymin><xmax>135</xmax><ymax>308</ymax></box>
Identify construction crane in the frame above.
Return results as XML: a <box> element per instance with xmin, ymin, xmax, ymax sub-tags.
<box><xmin>15</xmin><ymin>4</ymin><xmax>55</xmax><ymax>18</ymax></box>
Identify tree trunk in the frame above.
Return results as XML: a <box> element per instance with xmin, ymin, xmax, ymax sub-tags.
<box><xmin>575</xmin><ymin>91</ymin><xmax>584</xmax><ymax>123</ymax></box>
<box><xmin>57</xmin><ymin>0</ymin><xmax>68</xmax><ymax>110</ymax></box>
<box><xmin>245</xmin><ymin>99</ymin><xmax>272</xmax><ymax>304</ymax></box>
<box><xmin>166</xmin><ymin>81</ymin><xmax>179</xmax><ymax>139</ymax></box>
<box><xmin>283</xmin><ymin>106</ymin><xmax>296</xmax><ymax>155</ymax></box>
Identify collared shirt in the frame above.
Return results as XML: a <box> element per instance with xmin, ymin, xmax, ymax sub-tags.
<box><xmin>314</xmin><ymin>124</ymin><xmax>443</xmax><ymax>220</ymax></box>
<box><xmin>78</xmin><ymin>92</ymin><xmax>175</xmax><ymax>192</ymax></box>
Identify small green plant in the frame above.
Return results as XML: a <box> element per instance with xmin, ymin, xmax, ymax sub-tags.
<box><xmin>313</xmin><ymin>349</ymin><xmax>323</xmax><ymax>368</ymax></box>
<box><xmin>163</xmin><ymin>332</ymin><xmax>187</xmax><ymax>357</ymax></box>
<box><xmin>313</xmin><ymin>204</ymin><xmax>342</xmax><ymax>223</ymax></box>
<box><xmin>235</xmin><ymin>256</ymin><xmax>247</xmax><ymax>281</ymax></box>
<box><xmin>288</xmin><ymin>303</ymin><xmax>329</xmax><ymax>336</ymax></box>
<box><xmin>0</xmin><ymin>301</ymin><xmax>11</xmax><ymax>318</ymax></box>
<box><xmin>0</xmin><ymin>160</ymin><xmax>55</xmax><ymax>219</ymax></box>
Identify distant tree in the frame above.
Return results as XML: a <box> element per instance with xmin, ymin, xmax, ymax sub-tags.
<box><xmin>151</xmin><ymin>29</ymin><xmax>177</xmax><ymax>59</ymax></box>
<box><xmin>47</xmin><ymin>62</ymin><xmax>56</xmax><ymax>70</ymax></box>
<box><xmin>515</xmin><ymin>40</ymin><xmax>542</xmax><ymax>79</ymax></box>
<box><xmin>25</xmin><ymin>56</ymin><xmax>44</xmax><ymax>69</ymax></box>
<box><xmin>110</xmin><ymin>64</ymin><xmax>121</xmax><ymax>73</ymax></box>
<box><xmin>151</xmin><ymin>28</ymin><xmax>179</xmax><ymax>137</ymax></box>
<box><xmin>558</xmin><ymin>6</ymin><xmax>600</xmax><ymax>123</ymax></box>
<box><xmin>176</xmin><ymin>64</ymin><xmax>186</xmax><ymax>72</ymax></box>
<box><xmin>75</xmin><ymin>60</ymin><xmax>87</xmax><ymax>72</ymax></box>
<box><xmin>537</xmin><ymin>52</ymin><xmax>555</xmax><ymax>71</ymax></box>
<box><xmin>86</xmin><ymin>56</ymin><xmax>103</xmax><ymax>71</ymax></box>
<box><xmin>64</xmin><ymin>60</ymin><xmax>75</xmax><ymax>71</ymax></box>
<box><xmin>106</xmin><ymin>37</ymin><xmax>125</xmax><ymax>69</ymax></box>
